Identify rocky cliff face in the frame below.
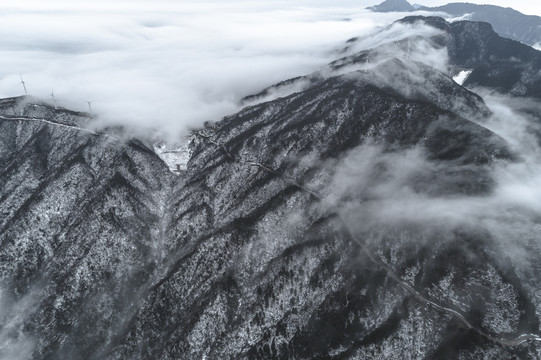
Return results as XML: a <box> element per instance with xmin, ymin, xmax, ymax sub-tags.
<box><xmin>1</xmin><ymin>18</ymin><xmax>541</xmax><ymax>359</ymax></box>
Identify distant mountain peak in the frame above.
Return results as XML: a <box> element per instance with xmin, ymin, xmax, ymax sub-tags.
<box><xmin>368</xmin><ymin>0</ymin><xmax>415</xmax><ymax>12</ymax></box>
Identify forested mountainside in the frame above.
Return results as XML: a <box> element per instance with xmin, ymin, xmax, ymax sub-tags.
<box><xmin>1</xmin><ymin>17</ymin><xmax>541</xmax><ymax>359</ymax></box>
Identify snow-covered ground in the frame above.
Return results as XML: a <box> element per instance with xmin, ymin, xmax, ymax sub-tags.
<box><xmin>153</xmin><ymin>140</ymin><xmax>194</xmax><ymax>173</ymax></box>
<box><xmin>453</xmin><ymin>69</ymin><xmax>473</xmax><ymax>85</ymax></box>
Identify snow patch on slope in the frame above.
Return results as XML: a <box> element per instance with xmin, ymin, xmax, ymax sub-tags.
<box><xmin>453</xmin><ymin>70</ymin><xmax>472</xmax><ymax>85</ymax></box>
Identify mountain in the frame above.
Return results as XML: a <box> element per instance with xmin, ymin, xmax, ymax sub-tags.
<box><xmin>1</xmin><ymin>17</ymin><xmax>541</xmax><ymax>359</ymax></box>
<box><xmin>368</xmin><ymin>0</ymin><xmax>541</xmax><ymax>46</ymax></box>
<box><xmin>420</xmin><ymin>3</ymin><xmax>541</xmax><ymax>46</ymax></box>
<box><xmin>400</xmin><ymin>16</ymin><xmax>541</xmax><ymax>98</ymax></box>
<box><xmin>368</xmin><ymin>0</ymin><xmax>415</xmax><ymax>12</ymax></box>
<box><xmin>339</xmin><ymin>16</ymin><xmax>541</xmax><ymax>99</ymax></box>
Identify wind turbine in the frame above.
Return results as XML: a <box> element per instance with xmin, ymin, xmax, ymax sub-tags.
<box><xmin>50</xmin><ymin>90</ymin><xmax>57</xmax><ymax>108</ymax></box>
<box><xmin>19</xmin><ymin>74</ymin><xmax>28</xmax><ymax>95</ymax></box>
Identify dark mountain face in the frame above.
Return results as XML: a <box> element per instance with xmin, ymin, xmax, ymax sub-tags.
<box><xmin>421</xmin><ymin>3</ymin><xmax>541</xmax><ymax>47</ymax></box>
<box><xmin>336</xmin><ymin>16</ymin><xmax>541</xmax><ymax>99</ymax></box>
<box><xmin>396</xmin><ymin>16</ymin><xmax>541</xmax><ymax>98</ymax></box>
<box><xmin>369</xmin><ymin>0</ymin><xmax>541</xmax><ymax>47</ymax></box>
<box><xmin>2</xmin><ymin>17</ymin><xmax>541</xmax><ymax>360</ymax></box>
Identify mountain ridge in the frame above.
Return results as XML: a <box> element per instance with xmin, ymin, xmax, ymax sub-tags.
<box><xmin>1</xmin><ymin>16</ymin><xmax>541</xmax><ymax>359</ymax></box>
<box><xmin>368</xmin><ymin>0</ymin><xmax>541</xmax><ymax>46</ymax></box>
<box><xmin>368</xmin><ymin>0</ymin><xmax>415</xmax><ymax>12</ymax></box>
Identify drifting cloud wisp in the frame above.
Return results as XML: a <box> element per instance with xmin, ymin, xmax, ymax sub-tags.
<box><xmin>319</xmin><ymin>88</ymin><xmax>541</xmax><ymax>295</ymax></box>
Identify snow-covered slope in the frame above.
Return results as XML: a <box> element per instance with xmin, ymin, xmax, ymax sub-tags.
<box><xmin>1</xmin><ymin>17</ymin><xmax>541</xmax><ymax>359</ymax></box>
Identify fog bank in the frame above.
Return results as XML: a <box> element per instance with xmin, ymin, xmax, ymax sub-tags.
<box><xmin>0</xmin><ymin>1</ymin><xmax>413</xmax><ymax>139</ymax></box>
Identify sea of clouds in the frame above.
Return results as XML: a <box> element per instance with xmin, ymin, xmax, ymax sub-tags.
<box><xmin>0</xmin><ymin>0</ymin><xmax>421</xmax><ymax>139</ymax></box>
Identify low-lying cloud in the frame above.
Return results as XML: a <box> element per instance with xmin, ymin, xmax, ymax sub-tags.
<box><xmin>0</xmin><ymin>0</ymin><xmax>419</xmax><ymax>140</ymax></box>
<box><xmin>320</xmin><ymin>87</ymin><xmax>541</xmax><ymax>293</ymax></box>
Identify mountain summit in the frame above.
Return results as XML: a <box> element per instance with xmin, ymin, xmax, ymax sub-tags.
<box><xmin>368</xmin><ymin>0</ymin><xmax>415</xmax><ymax>12</ymax></box>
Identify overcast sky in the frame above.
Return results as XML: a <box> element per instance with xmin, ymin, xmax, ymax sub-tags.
<box><xmin>3</xmin><ymin>0</ymin><xmax>539</xmax><ymax>16</ymax></box>
<box><xmin>0</xmin><ymin>0</ymin><xmax>539</xmax><ymax>139</ymax></box>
